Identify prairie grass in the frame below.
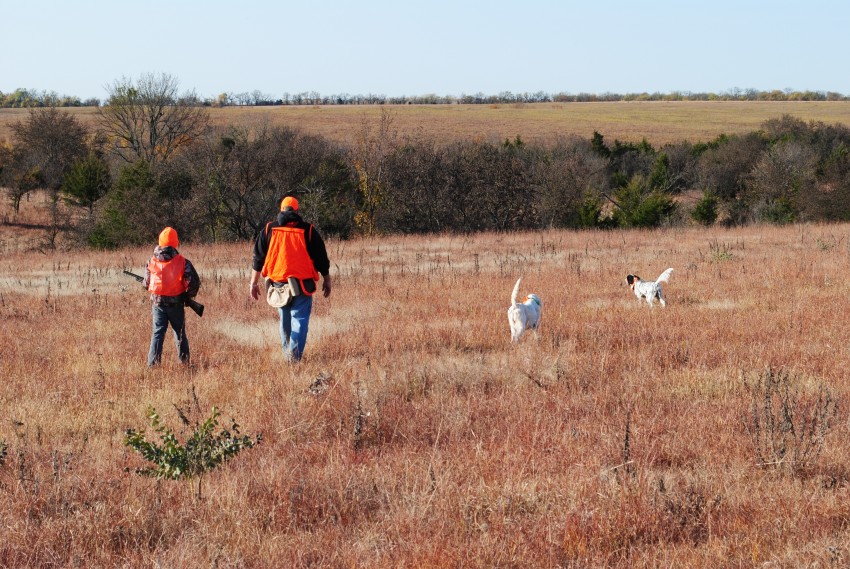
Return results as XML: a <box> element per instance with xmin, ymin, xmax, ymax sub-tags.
<box><xmin>3</xmin><ymin>197</ymin><xmax>850</xmax><ymax>566</ymax></box>
<box><xmin>3</xmin><ymin>101</ymin><xmax>850</xmax><ymax>148</ymax></box>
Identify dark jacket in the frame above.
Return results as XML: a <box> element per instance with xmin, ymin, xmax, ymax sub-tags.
<box><xmin>252</xmin><ymin>210</ymin><xmax>330</xmax><ymax>277</ymax></box>
<box><xmin>144</xmin><ymin>246</ymin><xmax>201</xmax><ymax>304</ymax></box>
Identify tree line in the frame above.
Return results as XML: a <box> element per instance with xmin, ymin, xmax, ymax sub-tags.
<box><xmin>2</xmin><ymin>73</ymin><xmax>850</xmax><ymax>248</ymax></box>
<box><xmin>3</xmin><ymin>85</ymin><xmax>847</xmax><ymax>109</ymax></box>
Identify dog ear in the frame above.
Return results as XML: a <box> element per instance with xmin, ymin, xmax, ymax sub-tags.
<box><xmin>626</xmin><ymin>275</ymin><xmax>635</xmax><ymax>285</ymax></box>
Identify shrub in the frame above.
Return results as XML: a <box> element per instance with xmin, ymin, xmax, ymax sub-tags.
<box><xmin>690</xmin><ymin>191</ymin><xmax>718</xmax><ymax>225</ymax></box>
<box><xmin>578</xmin><ymin>193</ymin><xmax>604</xmax><ymax>228</ymax></box>
<box><xmin>743</xmin><ymin>366</ymin><xmax>837</xmax><ymax>472</ymax></box>
<box><xmin>61</xmin><ymin>153</ymin><xmax>111</xmax><ymax>216</ymax></box>
<box><xmin>612</xmin><ymin>175</ymin><xmax>677</xmax><ymax>228</ymax></box>
<box><xmin>124</xmin><ymin>402</ymin><xmax>261</xmax><ymax>499</ymax></box>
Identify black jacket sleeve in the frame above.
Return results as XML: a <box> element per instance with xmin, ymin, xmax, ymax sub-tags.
<box><xmin>252</xmin><ymin>224</ymin><xmax>272</xmax><ymax>272</ymax></box>
<box><xmin>305</xmin><ymin>225</ymin><xmax>331</xmax><ymax>276</ymax></box>
<box><xmin>184</xmin><ymin>258</ymin><xmax>201</xmax><ymax>298</ymax></box>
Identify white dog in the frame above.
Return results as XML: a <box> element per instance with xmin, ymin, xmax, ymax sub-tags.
<box><xmin>626</xmin><ymin>268</ymin><xmax>674</xmax><ymax>307</ymax></box>
<box><xmin>507</xmin><ymin>277</ymin><xmax>542</xmax><ymax>342</ymax></box>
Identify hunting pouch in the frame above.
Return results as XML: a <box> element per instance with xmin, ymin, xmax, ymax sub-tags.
<box><xmin>266</xmin><ymin>278</ymin><xmax>295</xmax><ymax>308</ymax></box>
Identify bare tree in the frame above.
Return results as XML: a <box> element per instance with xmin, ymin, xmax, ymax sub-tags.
<box><xmin>10</xmin><ymin>107</ymin><xmax>88</xmax><ymax>192</ymax></box>
<box><xmin>534</xmin><ymin>137</ymin><xmax>608</xmax><ymax>228</ymax></box>
<box><xmin>1</xmin><ymin>108</ymin><xmax>88</xmax><ymax>213</ymax></box>
<box><xmin>351</xmin><ymin>108</ymin><xmax>397</xmax><ymax>235</ymax></box>
<box><xmin>747</xmin><ymin>141</ymin><xmax>818</xmax><ymax>223</ymax></box>
<box><xmin>98</xmin><ymin>73</ymin><xmax>209</xmax><ymax>165</ymax></box>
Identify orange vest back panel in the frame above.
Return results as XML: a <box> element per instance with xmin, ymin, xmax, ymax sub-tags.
<box><xmin>261</xmin><ymin>225</ymin><xmax>319</xmax><ymax>285</ymax></box>
<box><xmin>148</xmin><ymin>255</ymin><xmax>187</xmax><ymax>297</ymax></box>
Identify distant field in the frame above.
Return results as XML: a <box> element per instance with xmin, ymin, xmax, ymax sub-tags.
<box><xmin>3</xmin><ymin>101</ymin><xmax>850</xmax><ymax>147</ymax></box>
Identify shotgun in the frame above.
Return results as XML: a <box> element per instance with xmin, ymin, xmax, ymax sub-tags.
<box><xmin>122</xmin><ymin>270</ymin><xmax>204</xmax><ymax>317</ymax></box>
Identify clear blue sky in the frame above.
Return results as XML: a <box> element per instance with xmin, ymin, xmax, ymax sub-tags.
<box><xmin>2</xmin><ymin>0</ymin><xmax>848</xmax><ymax>101</ymax></box>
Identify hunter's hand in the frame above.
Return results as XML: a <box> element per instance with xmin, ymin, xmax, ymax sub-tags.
<box><xmin>250</xmin><ymin>282</ymin><xmax>260</xmax><ymax>301</ymax></box>
<box><xmin>322</xmin><ymin>275</ymin><xmax>332</xmax><ymax>298</ymax></box>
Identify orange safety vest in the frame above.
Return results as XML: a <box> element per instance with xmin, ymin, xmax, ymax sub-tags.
<box><xmin>147</xmin><ymin>255</ymin><xmax>188</xmax><ymax>297</ymax></box>
<box><xmin>261</xmin><ymin>224</ymin><xmax>319</xmax><ymax>294</ymax></box>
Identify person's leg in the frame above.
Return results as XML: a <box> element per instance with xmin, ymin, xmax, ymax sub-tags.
<box><xmin>288</xmin><ymin>294</ymin><xmax>313</xmax><ymax>361</ymax></box>
<box><xmin>279</xmin><ymin>305</ymin><xmax>293</xmax><ymax>360</ymax></box>
<box><xmin>147</xmin><ymin>305</ymin><xmax>168</xmax><ymax>366</ymax></box>
<box><xmin>166</xmin><ymin>304</ymin><xmax>190</xmax><ymax>363</ymax></box>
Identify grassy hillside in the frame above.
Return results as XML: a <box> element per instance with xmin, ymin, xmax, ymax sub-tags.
<box><xmin>2</xmin><ymin>195</ymin><xmax>850</xmax><ymax>566</ymax></box>
<box><xmin>3</xmin><ymin>101</ymin><xmax>850</xmax><ymax>148</ymax></box>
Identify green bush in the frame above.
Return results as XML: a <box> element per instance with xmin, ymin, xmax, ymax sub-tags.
<box><xmin>124</xmin><ymin>405</ymin><xmax>261</xmax><ymax>498</ymax></box>
<box><xmin>612</xmin><ymin>175</ymin><xmax>677</xmax><ymax>228</ymax></box>
<box><xmin>760</xmin><ymin>197</ymin><xmax>796</xmax><ymax>225</ymax></box>
<box><xmin>691</xmin><ymin>191</ymin><xmax>718</xmax><ymax>225</ymax></box>
<box><xmin>89</xmin><ymin>160</ymin><xmax>155</xmax><ymax>248</ymax></box>
<box><xmin>61</xmin><ymin>153</ymin><xmax>111</xmax><ymax>215</ymax></box>
<box><xmin>578</xmin><ymin>194</ymin><xmax>604</xmax><ymax>228</ymax></box>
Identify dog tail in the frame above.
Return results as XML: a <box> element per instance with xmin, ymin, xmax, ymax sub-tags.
<box><xmin>655</xmin><ymin>268</ymin><xmax>674</xmax><ymax>284</ymax></box>
<box><xmin>511</xmin><ymin>277</ymin><xmax>522</xmax><ymax>308</ymax></box>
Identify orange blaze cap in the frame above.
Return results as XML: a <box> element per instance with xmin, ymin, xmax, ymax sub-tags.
<box><xmin>158</xmin><ymin>226</ymin><xmax>179</xmax><ymax>248</ymax></box>
<box><xmin>280</xmin><ymin>196</ymin><xmax>299</xmax><ymax>211</ymax></box>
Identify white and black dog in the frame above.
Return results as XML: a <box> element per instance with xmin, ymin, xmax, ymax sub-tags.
<box><xmin>508</xmin><ymin>277</ymin><xmax>542</xmax><ymax>342</ymax></box>
<box><xmin>626</xmin><ymin>268</ymin><xmax>674</xmax><ymax>307</ymax></box>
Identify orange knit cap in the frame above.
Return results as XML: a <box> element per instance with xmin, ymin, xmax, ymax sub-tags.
<box><xmin>280</xmin><ymin>196</ymin><xmax>299</xmax><ymax>211</ymax></box>
<box><xmin>158</xmin><ymin>227</ymin><xmax>179</xmax><ymax>248</ymax></box>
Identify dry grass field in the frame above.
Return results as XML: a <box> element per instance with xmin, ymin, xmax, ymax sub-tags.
<box><xmin>3</xmin><ymin>194</ymin><xmax>850</xmax><ymax>566</ymax></box>
<box><xmin>3</xmin><ymin>100</ymin><xmax>850</xmax><ymax>148</ymax></box>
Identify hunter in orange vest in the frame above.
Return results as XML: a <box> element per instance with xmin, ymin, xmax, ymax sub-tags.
<box><xmin>250</xmin><ymin>196</ymin><xmax>331</xmax><ymax>362</ymax></box>
<box><xmin>143</xmin><ymin>227</ymin><xmax>201</xmax><ymax>367</ymax></box>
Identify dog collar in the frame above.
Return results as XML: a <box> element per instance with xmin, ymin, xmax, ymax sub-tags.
<box><xmin>528</xmin><ymin>296</ymin><xmax>540</xmax><ymax>306</ymax></box>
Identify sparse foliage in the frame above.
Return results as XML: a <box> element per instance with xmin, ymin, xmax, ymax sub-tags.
<box><xmin>3</xmin><ymin>107</ymin><xmax>88</xmax><ymax>211</ymax></box>
<box><xmin>124</xmin><ymin>399</ymin><xmax>260</xmax><ymax>499</ymax></box>
<box><xmin>99</xmin><ymin>72</ymin><xmax>209</xmax><ymax>165</ymax></box>
<box><xmin>352</xmin><ymin>108</ymin><xmax>396</xmax><ymax>235</ymax></box>
<box><xmin>744</xmin><ymin>366</ymin><xmax>837</xmax><ymax>472</ymax></box>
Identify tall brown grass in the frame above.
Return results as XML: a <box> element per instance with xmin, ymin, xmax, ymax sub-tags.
<box><xmin>3</xmin><ymin>196</ymin><xmax>850</xmax><ymax>566</ymax></box>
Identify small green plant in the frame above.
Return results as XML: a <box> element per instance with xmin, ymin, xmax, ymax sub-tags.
<box><xmin>124</xmin><ymin>398</ymin><xmax>261</xmax><ymax>498</ymax></box>
<box><xmin>708</xmin><ymin>239</ymin><xmax>734</xmax><ymax>262</ymax></box>
<box><xmin>743</xmin><ymin>366</ymin><xmax>837</xmax><ymax>472</ymax></box>
<box><xmin>815</xmin><ymin>237</ymin><xmax>835</xmax><ymax>251</ymax></box>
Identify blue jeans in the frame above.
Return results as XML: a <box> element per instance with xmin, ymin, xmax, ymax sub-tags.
<box><xmin>148</xmin><ymin>303</ymin><xmax>189</xmax><ymax>366</ymax></box>
<box><xmin>278</xmin><ymin>294</ymin><xmax>313</xmax><ymax>361</ymax></box>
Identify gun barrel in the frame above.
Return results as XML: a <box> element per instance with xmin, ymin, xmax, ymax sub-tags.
<box><xmin>122</xmin><ymin>269</ymin><xmax>145</xmax><ymax>283</ymax></box>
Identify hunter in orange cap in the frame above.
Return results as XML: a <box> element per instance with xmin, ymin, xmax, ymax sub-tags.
<box><xmin>250</xmin><ymin>195</ymin><xmax>331</xmax><ymax>362</ymax></box>
<box><xmin>142</xmin><ymin>227</ymin><xmax>201</xmax><ymax>367</ymax></box>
